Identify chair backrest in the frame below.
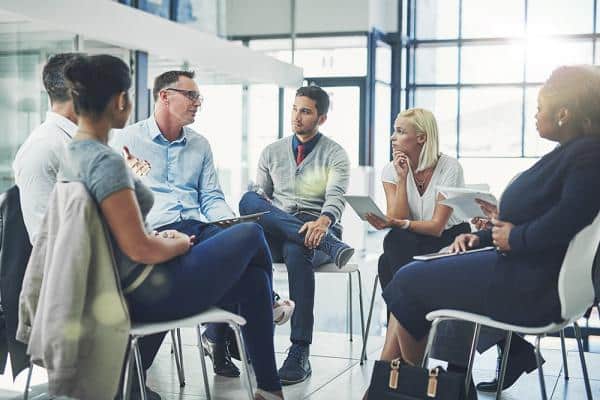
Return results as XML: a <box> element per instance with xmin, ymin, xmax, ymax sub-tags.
<box><xmin>558</xmin><ymin>211</ymin><xmax>600</xmax><ymax>320</ymax></box>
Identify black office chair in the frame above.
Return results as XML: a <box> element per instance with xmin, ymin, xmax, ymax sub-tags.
<box><xmin>0</xmin><ymin>185</ymin><xmax>32</xmax><ymax>379</ymax></box>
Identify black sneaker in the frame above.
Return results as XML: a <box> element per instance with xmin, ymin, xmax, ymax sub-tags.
<box><xmin>318</xmin><ymin>235</ymin><xmax>354</xmax><ymax>268</ymax></box>
<box><xmin>201</xmin><ymin>332</ymin><xmax>241</xmax><ymax>377</ymax></box>
<box><xmin>278</xmin><ymin>343</ymin><xmax>312</xmax><ymax>385</ymax></box>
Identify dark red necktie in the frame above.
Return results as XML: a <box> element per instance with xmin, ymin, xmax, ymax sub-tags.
<box><xmin>296</xmin><ymin>144</ymin><xmax>305</xmax><ymax>165</ymax></box>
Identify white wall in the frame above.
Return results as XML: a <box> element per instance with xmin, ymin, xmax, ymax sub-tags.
<box><xmin>225</xmin><ymin>0</ymin><xmax>292</xmax><ymax>36</ymax></box>
<box><xmin>369</xmin><ymin>0</ymin><xmax>397</xmax><ymax>33</ymax></box>
<box><xmin>226</xmin><ymin>0</ymin><xmax>398</xmax><ymax>36</ymax></box>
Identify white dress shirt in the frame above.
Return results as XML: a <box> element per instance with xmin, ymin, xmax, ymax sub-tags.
<box><xmin>13</xmin><ymin>111</ymin><xmax>77</xmax><ymax>243</ymax></box>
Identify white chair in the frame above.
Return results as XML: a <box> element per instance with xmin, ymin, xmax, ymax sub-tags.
<box><xmin>24</xmin><ymin>307</ymin><xmax>253</xmax><ymax>400</ymax></box>
<box><xmin>422</xmin><ymin>211</ymin><xmax>600</xmax><ymax>400</ymax></box>
<box><xmin>273</xmin><ymin>262</ymin><xmax>366</xmax><ymax>343</ymax></box>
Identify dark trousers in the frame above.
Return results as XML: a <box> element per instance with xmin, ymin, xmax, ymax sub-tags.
<box><xmin>384</xmin><ymin>249</ymin><xmax>540</xmax><ymax>369</ymax></box>
<box><xmin>378</xmin><ymin>223</ymin><xmax>474</xmax><ymax>365</ymax></box>
<box><xmin>378</xmin><ymin>223</ymin><xmax>471</xmax><ymax>293</ymax></box>
<box><xmin>239</xmin><ymin>191</ymin><xmax>340</xmax><ymax>344</ymax></box>
<box><xmin>126</xmin><ymin>221</ymin><xmax>281</xmax><ymax>391</ymax></box>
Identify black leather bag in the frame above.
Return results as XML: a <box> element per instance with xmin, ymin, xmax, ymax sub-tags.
<box><xmin>367</xmin><ymin>358</ymin><xmax>466</xmax><ymax>400</ymax></box>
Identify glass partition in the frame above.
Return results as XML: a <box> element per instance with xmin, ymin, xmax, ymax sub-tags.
<box><xmin>0</xmin><ymin>18</ymin><xmax>77</xmax><ymax>191</ymax></box>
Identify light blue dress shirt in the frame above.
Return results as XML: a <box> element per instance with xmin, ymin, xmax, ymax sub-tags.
<box><xmin>110</xmin><ymin>116</ymin><xmax>234</xmax><ymax>229</ymax></box>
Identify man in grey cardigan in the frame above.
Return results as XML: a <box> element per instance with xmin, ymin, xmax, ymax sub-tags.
<box><xmin>239</xmin><ymin>86</ymin><xmax>354</xmax><ymax>385</ymax></box>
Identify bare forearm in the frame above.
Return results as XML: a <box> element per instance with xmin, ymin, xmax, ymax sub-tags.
<box><xmin>388</xmin><ymin>182</ymin><xmax>410</xmax><ymax>219</ymax></box>
<box><xmin>406</xmin><ymin>220</ymin><xmax>445</xmax><ymax>237</ymax></box>
<box><xmin>130</xmin><ymin>234</ymin><xmax>187</xmax><ymax>265</ymax></box>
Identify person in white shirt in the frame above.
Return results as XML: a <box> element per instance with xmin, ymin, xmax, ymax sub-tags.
<box><xmin>13</xmin><ymin>53</ymin><xmax>80</xmax><ymax>244</ymax></box>
<box><xmin>365</xmin><ymin>108</ymin><xmax>475</xmax><ymax>391</ymax></box>
<box><xmin>366</xmin><ymin>108</ymin><xmax>471</xmax><ymax>291</ymax></box>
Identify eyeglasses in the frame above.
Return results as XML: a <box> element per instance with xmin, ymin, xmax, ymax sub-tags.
<box><xmin>164</xmin><ymin>88</ymin><xmax>204</xmax><ymax>103</ymax></box>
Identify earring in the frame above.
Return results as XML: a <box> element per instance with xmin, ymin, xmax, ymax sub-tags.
<box><xmin>558</xmin><ymin>120</ymin><xmax>563</xmax><ymax>127</ymax></box>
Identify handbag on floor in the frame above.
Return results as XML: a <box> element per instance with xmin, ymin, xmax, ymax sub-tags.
<box><xmin>367</xmin><ymin>357</ymin><xmax>466</xmax><ymax>399</ymax></box>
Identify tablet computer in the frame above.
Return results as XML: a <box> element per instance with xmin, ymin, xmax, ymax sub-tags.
<box><xmin>413</xmin><ymin>246</ymin><xmax>495</xmax><ymax>261</ymax></box>
<box><xmin>208</xmin><ymin>211</ymin><xmax>270</xmax><ymax>225</ymax></box>
<box><xmin>343</xmin><ymin>195</ymin><xmax>387</xmax><ymax>221</ymax></box>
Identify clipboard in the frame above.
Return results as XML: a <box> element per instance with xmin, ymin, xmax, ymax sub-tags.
<box><xmin>343</xmin><ymin>195</ymin><xmax>387</xmax><ymax>221</ymax></box>
<box><xmin>208</xmin><ymin>211</ymin><xmax>270</xmax><ymax>225</ymax></box>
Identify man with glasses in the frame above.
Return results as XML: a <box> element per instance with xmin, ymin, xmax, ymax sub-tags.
<box><xmin>111</xmin><ymin>70</ymin><xmax>258</xmax><ymax>379</ymax></box>
<box><xmin>110</xmin><ymin>71</ymin><xmax>245</xmax><ymax>377</ymax></box>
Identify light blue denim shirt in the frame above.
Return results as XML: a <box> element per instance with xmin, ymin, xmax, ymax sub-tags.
<box><xmin>110</xmin><ymin>116</ymin><xmax>234</xmax><ymax>229</ymax></box>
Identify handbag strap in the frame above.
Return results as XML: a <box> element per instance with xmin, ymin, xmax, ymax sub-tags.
<box><xmin>387</xmin><ymin>357</ymin><xmax>444</xmax><ymax>398</ymax></box>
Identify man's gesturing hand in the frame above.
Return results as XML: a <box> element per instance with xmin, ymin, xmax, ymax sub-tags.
<box><xmin>122</xmin><ymin>146</ymin><xmax>151</xmax><ymax>177</ymax></box>
<box><xmin>299</xmin><ymin>215</ymin><xmax>331</xmax><ymax>249</ymax></box>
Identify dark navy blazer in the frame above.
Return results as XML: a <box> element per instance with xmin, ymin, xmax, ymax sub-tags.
<box><xmin>475</xmin><ymin>135</ymin><xmax>600</xmax><ymax>324</ymax></box>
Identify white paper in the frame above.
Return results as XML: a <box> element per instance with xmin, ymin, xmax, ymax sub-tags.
<box><xmin>437</xmin><ymin>186</ymin><xmax>498</xmax><ymax>220</ymax></box>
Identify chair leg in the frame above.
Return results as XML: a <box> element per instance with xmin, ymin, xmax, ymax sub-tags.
<box><xmin>229</xmin><ymin>322</ymin><xmax>255</xmax><ymax>400</ymax></box>
<box><xmin>132</xmin><ymin>337</ymin><xmax>148</xmax><ymax>400</ymax></box>
<box><xmin>360</xmin><ymin>274</ymin><xmax>379</xmax><ymax>365</ymax></box>
<box><xmin>196</xmin><ymin>325</ymin><xmax>212</xmax><ymax>400</ymax></box>
<box><xmin>348</xmin><ymin>273</ymin><xmax>353</xmax><ymax>341</ymax></box>
<box><xmin>122</xmin><ymin>343</ymin><xmax>134</xmax><ymax>400</ymax></box>
<box><xmin>573</xmin><ymin>322</ymin><xmax>593</xmax><ymax>400</ymax></box>
<box><xmin>23</xmin><ymin>362</ymin><xmax>33</xmax><ymax>400</ymax></box>
<box><xmin>559</xmin><ymin>328</ymin><xmax>569</xmax><ymax>380</ymax></box>
<box><xmin>170</xmin><ymin>329</ymin><xmax>185</xmax><ymax>387</ymax></box>
<box><xmin>465</xmin><ymin>323</ymin><xmax>481</xmax><ymax>396</ymax></box>
<box><xmin>356</xmin><ymin>269</ymin><xmax>366</xmax><ymax>343</ymax></box>
<box><xmin>534</xmin><ymin>336</ymin><xmax>548</xmax><ymax>400</ymax></box>
<box><xmin>496</xmin><ymin>331</ymin><xmax>513</xmax><ymax>400</ymax></box>
<box><xmin>177</xmin><ymin>328</ymin><xmax>185</xmax><ymax>376</ymax></box>
<box><xmin>422</xmin><ymin>318</ymin><xmax>442</xmax><ymax>368</ymax></box>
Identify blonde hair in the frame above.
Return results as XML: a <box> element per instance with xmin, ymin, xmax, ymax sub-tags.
<box><xmin>397</xmin><ymin>108</ymin><xmax>440</xmax><ymax>171</ymax></box>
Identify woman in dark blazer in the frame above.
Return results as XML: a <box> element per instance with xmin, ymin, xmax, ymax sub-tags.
<box><xmin>364</xmin><ymin>65</ymin><xmax>600</xmax><ymax>399</ymax></box>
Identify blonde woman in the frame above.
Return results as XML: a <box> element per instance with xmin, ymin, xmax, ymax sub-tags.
<box><xmin>366</xmin><ymin>108</ymin><xmax>470</xmax><ymax>295</ymax></box>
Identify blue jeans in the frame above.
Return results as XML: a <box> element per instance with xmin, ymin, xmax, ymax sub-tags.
<box><xmin>126</xmin><ymin>221</ymin><xmax>281</xmax><ymax>392</ymax></box>
<box><xmin>239</xmin><ymin>191</ymin><xmax>341</xmax><ymax>344</ymax></box>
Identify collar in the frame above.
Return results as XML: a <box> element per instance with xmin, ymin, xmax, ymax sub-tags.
<box><xmin>46</xmin><ymin>111</ymin><xmax>77</xmax><ymax>138</ymax></box>
<box><xmin>147</xmin><ymin>116</ymin><xmax>187</xmax><ymax>144</ymax></box>
<box><xmin>292</xmin><ymin>132</ymin><xmax>321</xmax><ymax>153</ymax></box>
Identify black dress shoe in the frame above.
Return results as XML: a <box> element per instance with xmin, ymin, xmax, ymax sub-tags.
<box><xmin>278</xmin><ymin>343</ymin><xmax>311</xmax><ymax>385</ymax></box>
<box><xmin>201</xmin><ymin>332</ymin><xmax>241</xmax><ymax>377</ymax></box>
<box><xmin>477</xmin><ymin>342</ymin><xmax>543</xmax><ymax>392</ymax></box>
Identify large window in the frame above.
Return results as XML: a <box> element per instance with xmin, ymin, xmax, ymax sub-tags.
<box><xmin>0</xmin><ymin>18</ymin><xmax>131</xmax><ymax>192</ymax></box>
<box><xmin>405</xmin><ymin>0</ymin><xmax>598</xmax><ymax>160</ymax></box>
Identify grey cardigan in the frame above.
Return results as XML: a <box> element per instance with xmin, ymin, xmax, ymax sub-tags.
<box><xmin>17</xmin><ymin>182</ymin><xmax>130</xmax><ymax>400</ymax></box>
<box><xmin>257</xmin><ymin>134</ymin><xmax>350</xmax><ymax>224</ymax></box>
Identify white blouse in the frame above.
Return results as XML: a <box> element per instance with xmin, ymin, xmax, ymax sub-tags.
<box><xmin>381</xmin><ymin>154</ymin><xmax>465</xmax><ymax>229</ymax></box>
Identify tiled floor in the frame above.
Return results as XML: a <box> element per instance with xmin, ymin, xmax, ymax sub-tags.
<box><xmin>6</xmin><ymin>331</ymin><xmax>600</xmax><ymax>399</ymax></box>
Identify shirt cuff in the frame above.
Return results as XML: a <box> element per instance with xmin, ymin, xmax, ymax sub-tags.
<box><xmin>474</xmin><ymin>229</ymin><xmax>493</xmax><ymax>247</ymax></box>
<box><xmin>508</xmin><ymin>224</ymin><xmax>527</xmax><ymax>254</ymax></box>
<box><xmin>321</xmin><ymin>212</ymin><xmax>336</xmax><ymax>225</ymax></box>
